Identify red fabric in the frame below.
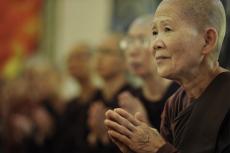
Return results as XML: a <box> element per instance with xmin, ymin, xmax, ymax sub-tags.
<box><xmin>0</xmin><ymin>0</ymin><xmax>43</xmax><ymax>71</ymax></box>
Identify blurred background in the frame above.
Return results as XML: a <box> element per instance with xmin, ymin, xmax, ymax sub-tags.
<box><xmin>0</xmin><ymin>0</ymin><xmax>159</xmax><ymax>79</ymax></box>
<box><xmin>0</xmin><ymin>0</ymin><xmax>229</xmax><ymax>153</ymax></box>
<box><xmin>0</xmin><ymin>0</ymin><xmax>229</xmax><ymax>79</ymax></box>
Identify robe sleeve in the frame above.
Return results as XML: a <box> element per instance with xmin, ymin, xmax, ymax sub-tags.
<box><xmin>157</xmin><ymin>93</ymin><xmax>180</xmax><ymax>153</ymax></box>
<box><xmin>156</xmin><ymin>143</ymin><xmax>179</xmax><ymax>153</ymax></box>
<box><xmin>160</xmin><ymin>96</ymin><xmax>174</xmax><ymax>143</ymax></box>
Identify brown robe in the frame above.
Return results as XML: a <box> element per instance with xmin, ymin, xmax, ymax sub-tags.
<box><xmin>158</xmin><ymin>72</ymin><xmax>230</xmax><ymax>153</ymax></box>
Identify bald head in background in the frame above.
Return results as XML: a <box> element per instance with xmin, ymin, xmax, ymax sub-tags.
<box><xmin>129</xmin><ymin>14</ymin><xmax>153</xmax><ymax>34</ymax></box>
<box><xmin>123</xmin><ymin>14</ymin><xmax>157</xmax><ymax>77</ymax></box>
<box><xmin>67</xmin><ymin>43</ymin><xmax>92</xmax><ymax>80</ymax></box>
<box><xmin>97</xmin><ymin>34</ymin><xmax>124</xmax><ymax>55</ymax></box>
<box><xmin>95</xmin><ymin>34</ymin><xmax>127</xmax><ymax>80</ymax></box>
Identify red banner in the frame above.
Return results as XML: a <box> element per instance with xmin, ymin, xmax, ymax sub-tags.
<box><xmin>0</xmin><ymin>0</ymin><xmax>43</xmax><ymax>73</ymax></box>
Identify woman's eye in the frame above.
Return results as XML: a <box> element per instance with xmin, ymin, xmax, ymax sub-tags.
<box><xmin>164</xmin><ymin>27</ymin><xmax>172</xmax><ymax>32</ymax></box>
<box><xmin>152</xmin><ymin>31</ymin><xmax>158</xmax><ymax>36</ymax></box>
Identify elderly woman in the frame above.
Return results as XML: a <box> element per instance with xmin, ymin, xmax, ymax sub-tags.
<box><xmin>105</xmin><ymin>0</ymin><xmax>230</xmax><ymax>153</ymax></box>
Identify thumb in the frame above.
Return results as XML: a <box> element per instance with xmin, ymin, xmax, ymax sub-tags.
<box><xmin>135</xmin><ymin>112</ymin><xmax>146</xmax><ymax>123</ymax></box>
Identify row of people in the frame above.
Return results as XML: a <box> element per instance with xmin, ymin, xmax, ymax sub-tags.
<box><xmin>0</xmin><ymin>14</ymin><xmax>179</xmax><ymax>153</ymax></box>
<box><xmin>55</xmin><ymin>15</ymin><xmax>179</xmax><ymax>153</ymax></box>
<box><xmin>105</xmin><ymin>0</ymin><xmax>230</xmax><ymax>153</ymax></box>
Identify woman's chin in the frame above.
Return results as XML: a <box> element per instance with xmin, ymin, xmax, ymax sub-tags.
<box><xmin>157</xmin><ymin>68</ymin><xmax>174</xmax><ymax>80</ymax></box>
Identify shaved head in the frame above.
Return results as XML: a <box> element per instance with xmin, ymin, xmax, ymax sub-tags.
<box><xmin>129</xmin><ymin>14</ymin><xmax>153</xmax><ymax>35</ymax></box>
<box><xmin>70</xmin><ymin>43</ymin><xmax>91</xmax><ymax>55</ymax></box>
<box><xmin>97</xmin><ymin>33</ymin><xmax>124</xmax><ymax>57</ymax></box>
<box><xmin>158</xmin><ymin>0</ymin><xmax>226</xmax><ymax>54</ymax></box>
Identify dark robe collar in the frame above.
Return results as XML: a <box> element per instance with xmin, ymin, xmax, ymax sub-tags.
<box><xmin>177</xmin><ymin>72</ymin><xmax>230</xmax><ymax>153</ymax></box>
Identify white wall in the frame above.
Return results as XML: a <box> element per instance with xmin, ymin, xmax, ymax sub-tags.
<box><xmin>55</xmin><ymin>0</ymin><xmax>112</xmax><ymax>69</ymax></box>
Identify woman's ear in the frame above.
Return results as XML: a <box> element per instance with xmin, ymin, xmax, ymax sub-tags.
<box><xmin>202</xmin><ymin>27</ymin><xmax>218</xmax><ymax>55</ymax></box>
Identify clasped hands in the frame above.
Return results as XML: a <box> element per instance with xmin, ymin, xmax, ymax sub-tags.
<box><xmin>104</xmin><ymin>108</ymin><xmax>166</xmax><ymax>153</ymax></box>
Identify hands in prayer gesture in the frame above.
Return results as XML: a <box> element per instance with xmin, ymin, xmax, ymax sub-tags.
<box><xmin>104</xmin><ymin>108</ymin><xmax>166</xmax><ymax>153</ymax></box>
<box><xmin>118</xmin><ymin>92</ymin><xmax>150</xmax><ymax>125</ymax></box>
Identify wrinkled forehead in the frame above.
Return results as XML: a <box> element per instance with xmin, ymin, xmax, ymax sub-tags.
<box><xmin>152</xmin><ymin>1</ymin><xmax>199</xmax><ymax>30</ymax></box>
<box><xmin>153</xmin><ymin>1</ymin><xmax>183</xmax><ymax>23</ymax></box>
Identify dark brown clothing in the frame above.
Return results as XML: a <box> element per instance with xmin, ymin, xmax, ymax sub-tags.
<box><xmin>101</xmin><ymin>83</ymin><xmax>136</xmax><ymax>109</ymax></box>
<box><xmin>158</xmin><ymin>72</ymin><xmax>230</xmax><ymax>153</ymax></box>
<box><xmin>54</xmin><ymin>90</ymin><xmax>102</xmax><ymax>153</ymax></box>
<box><xmin>133</xmin><ymin>82</ymin><xmax>179</xmax><ymax>130</ymax></box>
<box><xmin>87</xmin><ymin>83</ymin><xmax>136</xmax><ymax>153</ymax></box>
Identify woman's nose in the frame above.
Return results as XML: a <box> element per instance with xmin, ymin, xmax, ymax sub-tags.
<box><xmin>153</xmin><ymin>38</ymin><xmax>164</xmax><ymax>51</ymax></box>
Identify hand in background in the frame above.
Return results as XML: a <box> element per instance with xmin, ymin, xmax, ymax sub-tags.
<box><xmin>119</xmin><ymin>92</ymin><xmax>150</xmax><ymax>125</ymax></box>
<box><xmin>10</xmin><ymin>114</ymin><xmax>33</xmax><ymax>143</ymax></box>
<box><xmin>32</xmin><ymin>107</ymin><xmax>54</xmax><ymax>143</ymax></box>
<box><xmin>88</xmin><ymin>101</ymin><xmax>109</xmax><ymax>145</ymax></box>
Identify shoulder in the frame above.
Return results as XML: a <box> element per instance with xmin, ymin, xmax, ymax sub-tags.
<box><xmin>164</xmin><ymin>87</ymin><xmax>185</xmax><ymax>110</ymax></box>
<box><xmin>164</xmin><ymin>82</ymin><xmax>180</xmax><ymax>99</ymax></box>
<box><xmin>161</xmin><ymin>87</ymin><xmax>188</xmax><ymax>125</ymax></box>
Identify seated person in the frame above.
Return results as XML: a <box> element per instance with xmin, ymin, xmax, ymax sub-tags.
<box><xmin>55</xmin><ymin>43</ymin><xmax>101</xmax><ymax>153</ymax></box>
<box><xmin>119</xmin><ymin>14</ymin><xmax>179</xmax><ymax>130</ymax></box>
<box><xmin>105</xmin><ymin>0</ymin><xmax>230</xmax><ymax>153</ymax></box>
<box><xmin>87</xmin><ymin>34</ymin><xmax>136</xmax><ymax>153</ymax></box>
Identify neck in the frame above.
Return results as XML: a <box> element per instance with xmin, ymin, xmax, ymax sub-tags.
<box><xmin>103</xmin><ymin>73</ymin><xmax>126</xmax><ymax>100</ymax></box>
<box><xmin>142</xmin><ymin>73</ymin><xmax>171</xmax><ymax>101</ymax></box>
<box><xmin>179</xmin><ymin>62</ymin><xmax>226</xmax><ymax>100</ymax></box>
<box><xmin>78</xmin><ymin>78</ymin><xmax>96</xmax><ymax>102</ymax></box>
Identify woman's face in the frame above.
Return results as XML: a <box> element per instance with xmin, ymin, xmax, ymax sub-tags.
<box><xmin>151</xmin><ymin>2</ymin><xmax>205</xmax><ymax>80</ymax></box>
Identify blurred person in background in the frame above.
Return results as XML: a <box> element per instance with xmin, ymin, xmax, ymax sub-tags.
<box><xmin>2</xmin><ymin>75</ymin><xmax>56</xmax><ymax>153</ymax></box>
<box><xmin>23</xmin><ymin>61</ymin><xmax>64</xmax><ymax>123</ymax></box>
<box><xmin>87</xmin><ymin>34</ymin><xmax>136</xmax><ymax>153</ymax></box>
<box><xmin>54</xmin><ymin>43</ymin><xmax>102</xmax><ymax>153</ymax></box>
<box><xmin>220</xmin><ymin>0</ymin><xmax>230</xmax><ymax>68</ymax></box>
<box><xmin>23</xmin><ymin>61</ymin><xmax>64</xmax><ymax>153</ymax></box>
<box><xmin>3</xmin><ymin>78</ymin><xmax>34</xmax><ymax>153</ymax></box>
<box><xmin>118</xmin><ymin>15</ymin><xmax>179</xmax><ymax>130</ymax></box>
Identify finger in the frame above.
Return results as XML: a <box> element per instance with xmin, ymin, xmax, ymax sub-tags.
<box><xmin>110</xmin><ymin>136</ymin><xmax>131</xmax><ymax>153</ymax></box>
<box><xmin>135</xmin><ymin>112</ymin><xmax>146</xmax><ymax>123</ymax></box>
<box><xmin>105</xmin><ymin>110</ymin><xmax>136</xmax><ymax>131</ymax></box>
<box><xmin>150</xmin><ymin>127</ymin><xmax>161</xmax><ymax>137</ymax></box>
<box><xmin>109</xmin><ymin>136</ymin><xmax>127</xmax><ymax>153</ymax></box>
<box><xmin>105</xmin><ymin>109</ymin><xmax>113</xmax><ymax>119</ymax></box>
<box><xmin>108</xmin><ymin>130</ymin><xmax>131</xmax><ymax>147</ymax></box>
<box><xmin>109</xmin><ymin>135</ymin><xmax>123</xmax><ymax>148</ymax></box>
<box><xmin>105</xmin><ymin>109</ymin><xmax>114</xmax><ymax>120</ymax></box>
<box><xmin>114</xmin><ymin>108</ymin><xmax>140</xmax><ymax>126</ymax></box>
<box><xmin>104</xmin><ymin>119</ymin><xmax>132</xmax><ymax>138</ymax></box>
<box><xmin>110</xmin><ymin>136</ymin><xmax>120</xmax><ymax>146</ymax></box>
